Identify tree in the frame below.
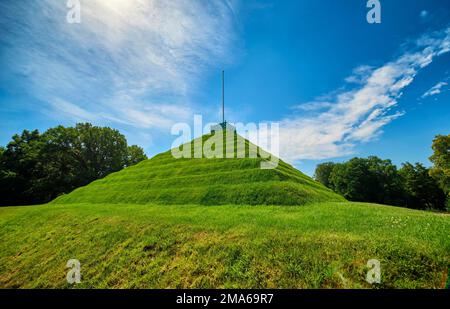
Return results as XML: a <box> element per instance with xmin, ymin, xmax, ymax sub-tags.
<box><xmin>429</xmin><ymin>134</ymin><xmax>450</xmax><ymax>195</ymax></box>
<box><xmin>366</xmin><ymin>156</ymin><xmax>404</xmax><ymax>206</ymax></box>
<box><xmin>329</xmin><ymin>158</ymin><xmax>371</xmax><ymax>202</ymax></box>
<box><xmin>321</xmin><ymin>155</ymin><xmax>445</xmax><ymax>210</ymax></box>
<box><xmin>329</xmin><ymin>156</ymin><xmax>403</xmax><ymax>205</ymax></box>
<box><xmin>126</xmin><ymin>145</ymin><xmax>147</xmax><ymax>166</ymax></box>
<box><xmin>314</xmin><ymin>162</ymin><xmax>336</xmax><ymax>189</ymax></box>
<box><xmin>0</xmin><ymin>123</ymin><xmax>148</xmax><ymax>206</ymax></box>
<box><xmin>0</xmin><ymin>130</ymin><xmax>44</xmax><ymax>205</ymax></box>
<box><xmin>399</xmin><ymin>162</ymin><xmax>446</xmax><ymax>210</ymax></box>
<box><xmin>39</xmin><ymin>123</ymin><xmax>147</xmax><ymax>201</ymax></box>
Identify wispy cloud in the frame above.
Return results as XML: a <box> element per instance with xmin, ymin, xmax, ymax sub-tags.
<box><xmin>277</xmin><ymin>27</ymin><xmax>450</xmax><ymax>162</ymax></box>
<box><xmin>293</xmin><ymin>101</ymin><xmax>334</xmax><ymax>112</ymax></box>
<box><xmin>49</xmin><ymin>99</ymin><xmax>98</xmax><ymax>123</ymax></box>
<box><xmin>344</xmin><ymin>65</ymin><xmax>375</xmax><ymax>84</ymax></box>
<box><xmin>0</xmin><ymin>0</ymin><xmax>238</xmax><ymax>131</ymax></box>
<box><xmin>421</xmin><ymin>81</ymin><xmax>448</xmax><ymax>99</ymax></box>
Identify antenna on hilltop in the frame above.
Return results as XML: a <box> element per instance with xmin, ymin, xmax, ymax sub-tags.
<box><xmin>222</xmin><ymin>70</ymin><xmax>225</xmax><ymax>124</ymax></box>
<box><xmin>211</xmin><ymin>70</ymin><xmax>235</xmax><ymax>134</ymax></box>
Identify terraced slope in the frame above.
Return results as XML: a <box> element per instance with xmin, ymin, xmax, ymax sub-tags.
<box><xmin>52</xmin><ymin>133</ymin><xmax>345</xmax><ymax>205</ymax></box>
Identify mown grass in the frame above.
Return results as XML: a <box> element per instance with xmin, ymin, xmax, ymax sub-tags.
<box><xmin>52</xmin><ymin>134</ymin><xmax>344</xmax><ymax>205</ymax></box>
<box><xmin>0</xmin><ymin>202</ymin><xmax>448</xmax><ymax>288</ymax></box>
<box><xmin>2</xmin><ymin>134</ymin><xmax>448</xmax><ymax>288</ymax></box>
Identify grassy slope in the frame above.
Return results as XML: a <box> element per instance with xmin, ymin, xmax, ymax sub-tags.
<box><xmin>0</xmin><ymin>202</ymin><xmax>449</xmax><ymax>288</ymax></box>
<box><xmin>52</xmin><ymin>134</ymin><xmax>344</xmax><ymax>205</ymax></box>
<box><xmin>2</xmin><ymin>134</ymin><xmax>448</xmax><ymax>288</ymax></box>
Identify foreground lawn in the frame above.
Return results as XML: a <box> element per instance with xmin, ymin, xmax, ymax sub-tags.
<box><xmin>0</xmin><ymin>202</ymin><xmax>449</xmax><ymax>288</ymax></box>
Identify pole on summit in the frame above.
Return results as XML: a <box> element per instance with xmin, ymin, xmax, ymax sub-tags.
<box><xmin>222</xmin><ymin>70</ymin><xmax>225</xmax><ymax>125</ymax></box>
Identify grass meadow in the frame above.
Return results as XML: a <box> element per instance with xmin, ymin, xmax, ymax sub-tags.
<box><xmin>1</xmin><ymin>202</ymin><xmax>448</xmax><ymax>288</ymax></box>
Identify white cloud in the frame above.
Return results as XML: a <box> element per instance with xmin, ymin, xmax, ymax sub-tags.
<box><xmin>344</xmin><ymin>65</ymin><xmax>374</xmax><ymax>84</ymax></box>
<box><xmin>50</xmin><ymin>99</ymin><xmax>98</xmax><ymax>122</ymax></box>
<box><xmin>0</xmin><ymin>0</ymin><xmax>238</xmax><ymax>131</ymax></box>
<box><xmin>277</xmin><ymin>27</ymin><xmax>450</xmax><ymax>162</ymax></box>
<box><xmin>420</xmin><ymin>10</ymin><xmax>428</xmax><ymax>19</ymax></box>
<box><xmin>421</xmin><ymin>81</ymin><xmax>448</xmax><ymax>98</ymax></box>
<box><xmin>293</xmin><ymin>101</ymin><xmax>334</xmax><ymax>111</ymax></box>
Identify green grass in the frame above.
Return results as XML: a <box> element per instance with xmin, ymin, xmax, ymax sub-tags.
<box><xmin>51</xmin><ymin>133</ymin><xmax>345</xmax><ymax>205</ymax></box>
<box><xmin>0</xmin><ymin>202</ymin><xmax>449</xmax><ymax>288</ymax></box>
<box><xmin>2</xmin><ymin>134</ymin><xmax>448</xmax><ymax>288</ymax></box>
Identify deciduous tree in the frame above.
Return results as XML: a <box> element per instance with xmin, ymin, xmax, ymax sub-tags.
<box><xmin>0</xmin><ymin>124</ymin><xmax>147</xmax><ymax>206</ymax></box>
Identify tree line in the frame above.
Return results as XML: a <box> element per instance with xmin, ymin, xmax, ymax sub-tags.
<box><xmin>314</xmin><ymin>135</ymin><xmax>450</xmax><ymax>211</ymax></box>
<box><xmin>0</xmin><ymin>123</ymin><xmax>147</xmax><ymax>206</ymax></box>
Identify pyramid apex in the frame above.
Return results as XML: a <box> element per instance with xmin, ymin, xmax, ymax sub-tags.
<box><xmin>211</xmin><ymin>122</ymin><xmax>236</xmax><ymax>133</ymax></box>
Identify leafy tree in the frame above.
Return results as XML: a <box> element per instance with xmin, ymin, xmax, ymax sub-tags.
<box><xmin>329</xmin><ymin>156</ymin><xmax>403</xmax><ymax>206</ymax></box>
<box><xmin>429</xmin><ymin>134</ymin><xmax>450</xmax><ymax>195</ymax></box>
<box><xmin>398</xmin><ymin>162</ymin><xmax>446</xmax><ymax>210</ymax></box>
<box><xmin>39</xmin><ymin>123</ymin><xmax>147</xmax><ymax>201</ymax></box>
<box><xmin>329</xmin><ymin>159</ymin><xmax>370</xmax><ymax>202</ymax></box>
<box><xmin>314</xmin><ymin>162</ymin><xmax>336</xmax><ymax>188</ymax></box>
<box><xmin>0</xmin><ymin>124</ymin><xmax>147</xmax><ymax>206</ymax></box>
<box><xmin>0</xmin><ymin>130</ymin><xmax>44</xmax><ymax>205</ymax></box>
<box><xmin>322</xmin><ymin>155</ymin><xmax>445</xmax><ymax>210</ymax></box>
<box><xmin>126</xmin><ymin>145</ymin><xmax>147</xmax><ymax>166</ymax></box>
<box><xmin>366</xmin><ymin>156</ymin><xmax>404</xmax><ymax>206</ymax></box>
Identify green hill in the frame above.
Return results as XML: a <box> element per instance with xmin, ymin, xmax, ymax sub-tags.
<box><xmin>0</xmin><ymin>202</ymin><xmax>449</xmax><ymax>288</ymax></box>
<box><xmin>52</xmin><ymin>133</ymin><xmax>344</xmax><ymax>205</ymax></box>
<box><xmin>2</xmin><ymin>131</ymin><xmax>448</xmax><ymax>289</ymax></box>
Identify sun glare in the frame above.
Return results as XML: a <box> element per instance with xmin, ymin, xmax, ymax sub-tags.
<box><xmin>99</xmin><ymin>0</ymin><xmax>136</xmax><ymax>14</ymax></box>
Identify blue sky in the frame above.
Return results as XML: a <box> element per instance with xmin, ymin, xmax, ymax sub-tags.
<box><xmin>1</xmin><ymin>0</ymin><xmax>449</xmax><ymax>176</ymax></box>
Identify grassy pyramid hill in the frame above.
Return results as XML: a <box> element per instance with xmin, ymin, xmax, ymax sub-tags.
<box><xmin>2</xmin><ymin>133</ymin><xmax>449</xmax><ymax>289</ymax></box>
<box><xmin>52</xmin><ymin>132</ymin><xmax>345</xmax><ymax>205</ymax></box>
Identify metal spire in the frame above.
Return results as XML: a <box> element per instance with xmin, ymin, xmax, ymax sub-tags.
<box><xmin>222</xmin><ymin>70</ymin><xmax>225</xmax><ymax>124</ymax></box>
